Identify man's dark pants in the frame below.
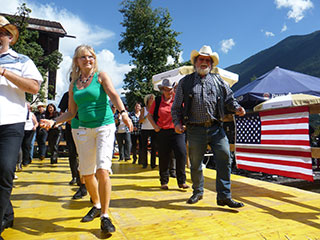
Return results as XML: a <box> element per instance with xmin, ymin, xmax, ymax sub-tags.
<box><xmin>0</xmin><ymin>123</ymin><xmax>24</xmax><ymax>232</ymax></box>
<box><xmin>131</xmin><ymin>134</ymin><xmax>142</xmax><ymax>162</ymax></box>
<box><xmin>64</xmin><ymin>123</ymin><xmax>79</xmax><ymax>180</ymax></box>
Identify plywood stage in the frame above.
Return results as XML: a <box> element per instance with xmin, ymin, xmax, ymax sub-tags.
<box><xmin>2</xmin><ymin>157</ymin><xmax>320</xmax><ymax>240</ymax></box>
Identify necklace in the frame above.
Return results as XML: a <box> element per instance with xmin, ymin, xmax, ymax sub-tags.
<box><xmin>78</xmin><ymin>71</ymin><xmax>94</xmax><ymax>84</ymax></box>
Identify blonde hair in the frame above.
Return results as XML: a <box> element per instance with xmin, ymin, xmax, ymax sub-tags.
<box><xmin>70</xmin><ymin>45</ymin><xmax>98</xmax><ymax>82</ymax></box>
<box><xmin>144</xmin><ymin>94</ymin><xmax>155</xmax><ymax>106</ymax></box>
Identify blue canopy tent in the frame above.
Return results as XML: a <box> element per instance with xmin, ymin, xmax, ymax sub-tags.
<box><xmin>234</xmin><ymin>66</ymin><xmax>320</xmax><ymax>109</ymax></box>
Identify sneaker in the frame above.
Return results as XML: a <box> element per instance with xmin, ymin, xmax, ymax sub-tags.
<box><xmin>72</xmin><ymin>185</ymin><xmax>87</xmax><ymax>199</ymax></box>
<box><xmin>81</xmin><ymin>206</ymin><xmax>101</xmax><ymax>222</ymax></box>
<box><xmin>100</xmin><ymin>217</ymin><xmax>116</xmax><ymax>233</ymax></box>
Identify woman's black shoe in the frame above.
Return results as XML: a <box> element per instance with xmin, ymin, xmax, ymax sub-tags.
<box><xmin>101</xmin><ymin>217</ymin><xmax>116</xmax><ymax>233</ymax></box>
<box><xmin>72</xmin><ymin>185</ymin><xmax>87</xmax><ymax>199</ymax></box>
<box><xmin>81</xmin><ymin>206</ymin><xmax>101</xmax><ymax>222</ymax></box>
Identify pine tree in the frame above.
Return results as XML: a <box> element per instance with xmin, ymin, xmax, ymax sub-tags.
<box><xmin>119</xmin><ymin>0</ymin><xmax>181</xmax><ymax>109</ymax></box>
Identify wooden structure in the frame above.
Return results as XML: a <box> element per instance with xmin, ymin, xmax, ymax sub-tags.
<box><xmin>1</xmin><ymin>13</ymin><xmax>73</xmax><ymax>100</ymax></box>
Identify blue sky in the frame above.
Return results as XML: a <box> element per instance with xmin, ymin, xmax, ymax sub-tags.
<box><xmin>1</xmin><ymin>0</ymin><xmax>319</xmax><ymax>103</ymax></box>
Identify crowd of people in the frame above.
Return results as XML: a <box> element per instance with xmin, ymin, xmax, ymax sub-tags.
<box><xmin>0</xmin><ymin>14</ymin><xmax>246</xmax><ymax>238</ymax></box>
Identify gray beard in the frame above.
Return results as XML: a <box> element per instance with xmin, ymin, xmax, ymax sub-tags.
<box><xmin>196</xmin><ymin>66</ymin><xmax>211</xmax><ymax>76</ymax></box>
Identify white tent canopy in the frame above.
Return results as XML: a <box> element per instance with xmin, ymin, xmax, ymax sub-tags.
<box><xmin>253</xmin><ymin>93</ymin><xmax>320</xmax><ymax>111</ymax></box>
<box><xmin>152</xmin><ymin>66</ymin><xmax>239</xmax><ymax>91</ymax></box>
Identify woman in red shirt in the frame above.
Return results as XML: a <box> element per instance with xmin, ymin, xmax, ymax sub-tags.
<box><xmin>148</xmin><ymin>79</ymin><xmax>189</xmax><ymax>190</ymax></box>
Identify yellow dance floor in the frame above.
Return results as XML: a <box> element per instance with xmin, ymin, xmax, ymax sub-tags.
<box><xmin>3</xmin><ymin>157</ymin><xmax>320</xmax><ymax>240</ymax></box>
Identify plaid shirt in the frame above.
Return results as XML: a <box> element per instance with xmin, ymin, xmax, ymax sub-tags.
<box><xmin>129</xmin><ymin>111</ymin><xmax>141</xmax><ymax>135</ymax></box>
<box><xmin>172</xmin><ymin>72</ymin><xmax>240</xmax><ymax>125</ymax></box>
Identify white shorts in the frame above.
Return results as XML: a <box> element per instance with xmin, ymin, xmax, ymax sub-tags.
<box><xmin>71</xmin><ymin>128</ymin><xmax>80</xmax><ymax>150</ymax></box>
<box><xmin>74</xmin><ymin>124</ymin><xmax>116</xmax><ymax>175</ymax></box>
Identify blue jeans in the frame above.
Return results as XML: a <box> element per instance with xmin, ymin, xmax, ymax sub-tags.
<box><xmin>187</xmin><ymin>124</ymin><xmax>231</xmax><ymax>200</ymax></box>
<box><xmin>116</xmin><ymin>132</ymin><xmax>132</xmax><ymax>160</ymax></box>
<box><xmin>30</xmin><ymin>130</ymin><xmax>37</xmax><ymax>160</ymax></box>
<box><xmin>0</xmin><ymin>123</ymin><xmax>25</xmax><ymax>228</ymax></box>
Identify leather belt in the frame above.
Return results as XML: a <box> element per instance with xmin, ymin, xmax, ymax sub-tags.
<box><xmin>188</xmin><ymin>120</ymin><xmax>219</xmax><ymax>128</ymax></box>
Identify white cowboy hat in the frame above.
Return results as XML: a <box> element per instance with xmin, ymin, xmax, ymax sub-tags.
<box><xmin>158</xmin><ymin>78</ymin><xmax>176</xmax><ymax>91</ymax></box>
<box><xmin>0</xmin><ymin>15</ymin><xmax>19</xmax><ymax>46</ymax></box>
<box><xmin>190</xmin><ymin>45</ymin><xmax>219</xmax><ymax>66</ymax></box>
<box><xmin>36</xmin><ymin>101</ymin><xmax>46</xmax><ymax>108</ymax></box>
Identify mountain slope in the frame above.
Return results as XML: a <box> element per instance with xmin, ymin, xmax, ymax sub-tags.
<box><xmin>228</xmin><ymin>30</ymin><xmax>320</xmax><ymax>91</ymax></box>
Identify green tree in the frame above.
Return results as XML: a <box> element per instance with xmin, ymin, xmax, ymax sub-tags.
<box><xmin>119</xmin><ymin>0</ymin><xmax>181</xmax><ymax>110</ymax></box>
<box><xmin>250</xmin><ymin>75</ymin><xmax>257</xmax><ymax>82</ymax></box>
<box><xmin>7</xmin><ymin>3</ymin><xmax>63</xmax><ymax>102</ymax></box>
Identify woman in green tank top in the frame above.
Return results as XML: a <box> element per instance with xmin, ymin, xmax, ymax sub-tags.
<box><xmin>40</xmin><ymin>45</ymin><xmax>133</xmax><ymax>233</ymax></box>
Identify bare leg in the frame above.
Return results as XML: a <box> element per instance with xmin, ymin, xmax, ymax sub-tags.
<box><xmin>83</xmin><ymin>174</ymin><xmax>100</xmax><ymax>205</ymax></box>
<box><xmin>96</xmin><ymin>169</ymin><xmax>111</xmax><ymax>214</ymax></box>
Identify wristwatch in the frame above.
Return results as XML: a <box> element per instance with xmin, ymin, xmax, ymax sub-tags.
<box><xmin>120</xmin><ymin>110</ymin><xmax>127</xmax><ymax>115</ymax></box>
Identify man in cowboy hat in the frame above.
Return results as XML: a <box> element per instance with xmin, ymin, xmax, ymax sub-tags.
<box><xmin>0</xmin><ymin>15</ymin><xmax>43</xmax><ymax>236</ymax></box>
<box><xmin>172</xmin><ymin>45</ymin><xmax>246</xmax><ymax>207</ymax></box>
<box><xmin>34</xmin><ymin>101</ymin><xmax>48</xmax><ymax>160</ymax></box>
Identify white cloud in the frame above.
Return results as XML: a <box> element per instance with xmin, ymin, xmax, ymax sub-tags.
<box><xmin>1</xmin><ymin>0</ymin><xmax>132</xmax><ymax>102</ymax></box>
<box><xmin>281</xmin><ymin>23</ymin><xmax>288</xmax><ymax>32</ymax></box>
<box><xmin>220</xmin><ymin>39</ymin><xmax>235</xmax><ymax>54</ymax></box>
<box><xmin>265</xmin><ymin>31</ymin><xmax>275</xmax><ymax>37</ymax></box>
<box><xmin>97</xmin><ymin>49</ymin><xmax>134</xmax><ymax>95</ymax></box>
<box><xmin>166</xmin><ymin>52</ymin><xmax>184</xmax><ymax>65</ymax></box>
<box><xmin>275</xmin><ymin>0</ymin><xmax>314</xmax><ymax>22</ymax></box>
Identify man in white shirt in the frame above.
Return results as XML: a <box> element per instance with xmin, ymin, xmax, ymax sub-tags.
<box><xmin>0</xmin><ymin>15</ymin><xmax>43</xmax><ymax>236</ymax></box>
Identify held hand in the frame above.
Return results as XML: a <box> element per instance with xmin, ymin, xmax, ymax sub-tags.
<box><xmin>236</xmin><ymin>107</ymin><xmax>246</xmax><ymax>116</ymax></box>
<box><xmin>122</xmin><ymin>113</ymin><xmax>133</xmax><ymax>132</ymax></box>
<box><xmin>175</xmin><ymin>124</ymin><xmax>186</xmax><ymax>134</ymax></box>
<box><xmin>154</xmin><ymin>125</ymin><xmax>161</xmax><ymax>132</ymax></box>
<box><xmin>40</xmin><ymin>119</ymin><xmax>55</xmax><ymax>131</ymax></box>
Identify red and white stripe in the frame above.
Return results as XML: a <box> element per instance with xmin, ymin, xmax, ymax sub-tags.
<box><xmin>236</xmin><ymin>106</ymin><xmax>313</xmax><ymax>181</ymax></box>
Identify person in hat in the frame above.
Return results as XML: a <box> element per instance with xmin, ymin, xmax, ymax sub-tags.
<box><xmin>35</xmin><ymin>102</ymin><xmax>48</xmax><ymax>160</ymax></box>
<box><xmin>0</xmin><ymin>15</ymin><xmax>43</xmax><ymax>236</ymax></box>
<box><xmin>147</xmin><ymin>78</ymin><xmax>189</xmax><ymax>190</ymax></box>
<box><xmin>171</xmin><ymin>45</ymin><xmax>246</xmax><ymax>207</ymax></box>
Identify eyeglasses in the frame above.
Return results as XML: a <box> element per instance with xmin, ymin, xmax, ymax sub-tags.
<box><xmin>79</xmin><ymin>55</ymin><xmax>94</xmax><ymax>60</ymax></box>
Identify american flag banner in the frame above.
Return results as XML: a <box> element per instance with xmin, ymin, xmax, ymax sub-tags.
<box><xmin>235</xmin><ymin>106</ymin><xmax>313</xmax><ymax>181</ymax></box>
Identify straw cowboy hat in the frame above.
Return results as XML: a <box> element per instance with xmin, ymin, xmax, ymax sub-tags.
<box><xmin>36</xmin><ymin>101</ymin><xmax>46</xmax><ymax>109</ymax></box>
<box><xmin>158</xmin><ymin>78</ymin><xmax>176</xmax><ymax>91</ymax></box>
<box><xmin>190</xmin><ymin>45</ymin><xmax>219</xmax><ymax>66</ymax></box>
<box><xmin>0</xmin><ymin>15</ymin><xmax>19</xmax><ymax>45</ymax></box>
